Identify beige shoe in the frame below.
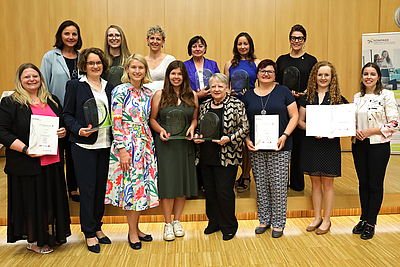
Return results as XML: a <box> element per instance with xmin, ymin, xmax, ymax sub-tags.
<box><xmin>163</xmin><ymin>223</ymin><xmax>175</xmax><ymax>241</ymax></box>
<box><xmin>172</xmin><ymin>220</ymin><xmax>185</xmax><ymax>237</ymax></box>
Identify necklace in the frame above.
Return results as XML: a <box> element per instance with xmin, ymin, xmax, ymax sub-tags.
<box><xmin>31</xmin><ymin>96</ymin><xmax>39</xmax><ymax>103</ymax></box>
<box><xmin>212</xmin><ymin>95</ymin><xmax>227</xmax><ymax>106</ymax></box>
<box><xmin>259</xmin><ymin>87</ymin><xmax>272</xmax><ymax>115</ymax></box>
<box><xmin>88</xmin><ymin>79</ymin><xmax>101</xmax><ymax>87</ymax></box>
<box><xmin>71</xmin><ymin>58</ymin><xmax>78</xmax><ymax>79</ymax></box>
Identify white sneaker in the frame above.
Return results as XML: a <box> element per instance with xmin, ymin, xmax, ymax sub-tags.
<box><xmin>172</xmin><ymin>220</ymin><xmax>185</xmax><ymax>237</ymax></box>
<box><xmin>163</xmin><ymin>223</ymin><xmax>175</xmax><ymax>241</ymax></box>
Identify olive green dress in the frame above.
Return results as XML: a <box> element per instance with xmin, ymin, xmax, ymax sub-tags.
<box><xmin>155</xmin><ymin>104</ymin><xmax>198</xmax><ymax>199</ymax></box>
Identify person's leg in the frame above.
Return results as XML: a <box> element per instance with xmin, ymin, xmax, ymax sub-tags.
<box><xmin>289</xmin><ymin>127</ymin><xmax>305</xmax><ymax>191</ymax></box>
<box><xmin>321</xmin><ymin>177</ymin><xmax>335</xmax><ymax>229</ymax></box>
<box><xmin>64</xmin><ymin>137</ymin><xmax>79</xmax><ymax>196</ymax></box>
<box><xmin>127</xmin><ymin>210</ymin><xmax>141</xmax><ymax>243</ymax></box>
<box><xmin>94</xmin><ymin>148</ymin><xmax>110</xmax><ymax>238</ymax></box>
<box><xmin>161</xmin><ymin>198</ymin><xmax>175</xmax><ymax>241</ymax></box>
<box><xmin>237</xmin><ymin>144</ymin><xmax>251</xmax><ymax>191</ymax></box>
<box><xmin>308</xmin><ymin>176</ymin><xmax>323</xmax><ymax>227</ymax></box>
<box><xmin>201</xmin><ymin>163</ymin><xmax>220</xmax><ymax>230</ymax></box>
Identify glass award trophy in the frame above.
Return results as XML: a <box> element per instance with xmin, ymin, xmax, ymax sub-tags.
<box><xmin>282</xmin><ymin>66</ymin><xmax>301</xmax><ymax>93</ymax></box>
<box><xmin>83</xmin><ymin>98</ymin><xmax>112</xmax><ymax>131</ymax></box>
<box><xmin>198</xmin><ymin>112</ymin><xmax>220</xmax><ymax>140</ymax></box>
<box><xmin>231</xmin><ymin>69</ymin><xmax>249</xmax><ymax>94</ymax></box>
<box><xmin>165</xmin><ymin>109</ymin><xmax>190</xmax><ymax>139</ymax></box>
<box><xmin>195</xmin><ymin>68</ymin><xmax>213</xmax><ymax>90</ymax></box>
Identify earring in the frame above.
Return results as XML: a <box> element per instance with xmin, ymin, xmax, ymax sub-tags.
<box><xmin>162</xmin><ymin>45</ymin><xmax>164</xmax><ymax>48</ymax></box>
<box><xmin>303</xmin><ymin>45</ymin><xmax>306</xmax><ymax>50</ymax></box>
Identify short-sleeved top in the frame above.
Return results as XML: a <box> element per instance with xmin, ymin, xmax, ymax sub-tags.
<box><xmin>276</xmin><ymin>53</ymin><xmax>317</xmax><ymax>93</ymax></box>
<box><xmin>184</xmin><ymin>57</ymin><xmax>220</xmax><ymax>92</ymax></box>
<box><xmin>229</xmin><ymin>60</ymin><xmax>258</xmax><ymax>89</ymax></box>
<box><xmin>242</xmin><ymin>84</ymin><xmax>295</xmax><ymax>151</ymax></box>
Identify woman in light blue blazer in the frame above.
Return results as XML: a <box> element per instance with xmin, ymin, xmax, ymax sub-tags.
<box><xmin>41</xmin><ymin>20</ymin><xmax>83</xmax><ymax>202</ymax></box>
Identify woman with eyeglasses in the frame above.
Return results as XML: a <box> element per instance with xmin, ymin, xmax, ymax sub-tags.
<box><xmin>243</xmin><ymin>59</ymin><xmax>298</xmax><ymax>238</ymax></box>
<box><xmin>102</xmin><ymin>25</ymin><xmax>131</xmax><ymax>87</ymax></box>
<box><xmin>276</xmin><ymin>24</ymin><xmax>317</xmax><ymax>192</ymax></box>
<box><xmin>41</xmin><ymin>20</ymin><xmax>83</xmax><ymax>202</ymax></box>
<box><xmin>63</xmin><ymin>47</ymin><xmax>113</xmax><ymax>253</ymax></box>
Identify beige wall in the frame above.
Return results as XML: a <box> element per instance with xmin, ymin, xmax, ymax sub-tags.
<box><xmin>1</xmin><ymin>0</ymin><xmax>399</xmax><ymax>149</ymax></box>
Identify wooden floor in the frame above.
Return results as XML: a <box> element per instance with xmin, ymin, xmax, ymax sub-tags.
<box><xmin>1</xmin><ymin>214</ymin><xmax>400</xmax><ymax>266</ymax></box>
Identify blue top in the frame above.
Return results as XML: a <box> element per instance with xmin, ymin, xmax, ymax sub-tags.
<box><xmin>184</xmin><ymin>57</ymin><xmax>220</xmax><ymax>92</ymax></box>
<box><xmin>229</xmin><ymin>60</ymin><xmax>257</xmax><ymax>89</ymax></box>
<box><xmin>242</xmin><ymin>84</ymin><xmax>295</xmax><ymax>151</ymax></box>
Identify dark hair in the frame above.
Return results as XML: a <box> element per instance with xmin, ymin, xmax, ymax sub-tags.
<box><xmin>373</xmin><ymin>54</ymin><xmax>380</xmax><ymax>63</ymax></box>
<box><xmin>187</xmin><ymin>36</ymin><xmax>207</xmax><ymax>56</ymax></box>
<box><xmin>54</xmin><ymin>20</ymin><xmax>82</xmax><ymax>50</ymax></box>
<box><xmin>381</xmin><ymin>50</ymin><xmax>391</xmax><ymax>64</ymax></box>
<box><xmin>360</xmin><ymin>62</ymin><xmax>383</xmax><ymax>96</ymax></box>
<box><xmin>77</xmin><ymin>47</ymin><xmax>109</xmax><ymax>75</ymax></box>
<box><xmin>256</xmin><ymin>59</ymin><xmax>277</xmax><ymax>74</ymax></box>
<box><xmin>289</xmin><ymin>24</ymin><xmax>307</xmax><ymax>41</ymax></box>
<box><xmin>160</xmin><ymin>60</ymin><xmax>195</xmax><ymax>109</ymax></box>
<box><xmin>231</xmin><ymin>32</ymin><xmax>256</xmax><ymax>68</ymax></box>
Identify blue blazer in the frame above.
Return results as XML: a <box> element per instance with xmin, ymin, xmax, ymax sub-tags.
<box><xmin>62</xmin><ymin>78</ymin><xmax>113</xmax><ymax>145</ymax></box>
<box><xmin>184</xmin><ymin>57</ymin><xmax>220</xmax><ymax>92</ymax></box>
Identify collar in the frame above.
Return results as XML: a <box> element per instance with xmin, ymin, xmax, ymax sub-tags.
<box><xmin>79</xmin><ymin>75</ymin><xmax>108</xmax><ymax>88</ymax></box>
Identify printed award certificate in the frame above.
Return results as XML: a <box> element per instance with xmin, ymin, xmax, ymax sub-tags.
<box><xmin>254</xmin><ymin>115</ymin><xmax>279</xmax><ymax>150</ymax></box>
<box><xmin>306</xmin><ymin>103</ymin><xmax>356</xmax><ymax>137</ymax></box>
<box><xmin>29</xmin><ymin>115</ymin><xmax>59</xmax><ymax>155</ymax></box>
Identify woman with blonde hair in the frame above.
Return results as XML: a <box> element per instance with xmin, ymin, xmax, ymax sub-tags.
<box><xmin>102</xmin><ymin>25</ymin><xmax>131</xmax><ymax>87</ymax></box>
<box><xmin>105</xmin><ymin>54</ymin><xmax>159</xmax><ymax>250</ymax></box>
<box><xmin>298</xmin><ymin>61</ymin><xmax>348</xmax><ymax>235</ymax></box>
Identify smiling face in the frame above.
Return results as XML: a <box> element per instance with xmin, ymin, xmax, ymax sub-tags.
<box><xmin>290</xmin><ymin>31</ymin><xmax>305</xmax><ymax>52</ymax></box>
<box><xmin>85</xmin><ymin>53</ymin><xmax>103</xmax><ymax>79</ymax></box>
<box><xmin>237</xmin><ymin>36</ymin><xmax>250</xmax><ymax>57</ymax></box>
<box><xmin>126</xmin><ymin>59</ymin><xmax>146</xmax><ymax>85</ymax></box>
<box><xmin>257</xmin><ymin>65</ymin><xmax>276</xmax><ymax>85</ymax></box>
<box><xmin>362</xmin><ymin>66</ymin><xmax>379</xmax><ymax>90</ymax></box>
<box><xmin>191</xmin><ymin>39</ymin><xmax>206</xmax><ymax>59</ymax></box>
<box><xmin>147</xmin><ymin>33</ymin><xmax>165</xmax><ymax>51</ymax></box>
<box><xmin>169</xmin><ymin>68</ymin><xmax>183</xmax><ymax>89</ymax></box>
<box><xmin>61</xmin><ymin>25</ymin><xmax>78</xmax><ymax>48</ymax></box>
<box><xmin>107</xmin><ymin>27</ymin><xmax>121</xmax><ymax>49</ymax></box>
<box><xmin>210</xmin><ymin>79</ymin><xmax>227</xmax><ymax>102</ymax></box>
<box><xmin>20</xmin><ymin>68</ymin><xmax>41</xmax><ymax>95</ymax></box>
<box><xmin>316</xmin><ymin>66</ymin><xmax>332</xmax><ymax>90</ymax></box>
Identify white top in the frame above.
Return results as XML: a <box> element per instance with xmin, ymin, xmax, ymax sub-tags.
<box><xmin>147</xmin><ymin>54</ymin><xmax>176</xmax><ymax>93</ymax></box>
<box><xmin>356</xmin><ymin>94</ymin><xmax>375</xmax><ymax>132</ymax></box>
<box><xmin>76</xmin><ymin>76</ymin><xmax>111</xmax><ymax>149</ymax></box>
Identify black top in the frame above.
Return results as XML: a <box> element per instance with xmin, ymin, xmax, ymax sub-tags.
<box><xmin>298</xmin><ymin>92</ymin><xmax>349</xmax><ymax>109</ymax></box>
<box><xmin>64</xmin><ymin>56</ymin><xmax>78</xmax><ymax>80</ymax></box>
<box><xmin>200</xmin><ymin>107</ymin><xmax>223</xmax><ymax>166</ymax></box>
<box><xmin>276</xmin><ymin>53</ymin><xmax>317</xmax><ymax>93</ymax></box>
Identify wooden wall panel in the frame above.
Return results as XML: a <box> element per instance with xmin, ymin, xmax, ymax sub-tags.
<box><xmin>107</xmin><ymin>0</ymin><xmax>165</xmax><ymax>57</ymax></box>
<box><xmin>380</xmin><ymin>0</ymin><xmax>400</xmax><ymax>32</ymax></box>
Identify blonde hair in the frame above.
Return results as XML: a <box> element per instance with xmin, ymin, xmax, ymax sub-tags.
<box><xmin>146</xmin><ymin>25</ymin><xmax>166</xmax><ymax>40</ymax></box>
<box><xmin>104</xmin><ymin>25</ymin><xmax>130</xmax><ymax>67</ymax></box>
<box><xmin>121</xmin><ymin>54</ymin><xmax>153</xmax><ymax>85</ymax></box>
<box><xmin>12</xmin><ymin>63</ymin><xmax>57</xmax><ymax>108</ymax></box>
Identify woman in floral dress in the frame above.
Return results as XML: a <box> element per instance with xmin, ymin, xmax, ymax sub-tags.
<box><xmin>105</xmin><ymin>54</ymin><xmax>159</xmax><ymax>250</ymax></box>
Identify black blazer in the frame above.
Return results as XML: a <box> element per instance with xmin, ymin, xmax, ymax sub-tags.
<box><xmin>0</xmin><ymin>95</ymin><xmax>63</xmax><ymax>176</ymax></box>
<box><xmin>62</xmin><ymin>78</ymin><xmax>113</xmax><ymax>144</ymax></box>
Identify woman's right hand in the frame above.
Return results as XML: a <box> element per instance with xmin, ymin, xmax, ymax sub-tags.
<box><xmin>159</xmin><ymin>129</ymin><xmax>170</xmax><ymax>141</ymax></box>
<box><xmin>79</xmin><ymin>125</ymin><xmax>98</xmax><ymax>137</ymax></box>
<box><xmin>197</xmin><ymin>86</ymin><xmax>210</xmax><ymax>98</ymax></box>
<box><xmin>245</xmin><ymin>136</ymin><xmax>258</xmax><ymax>151</ymax></box>
<box><xmin>193</xmin><ymin>134</ymin><xmax>205</xmax><ymax>144</ymax></box>
<box><xmin>26</xmin><ymin>148</ymin><xmax>44</xmax><ymax>158</ymax></box>
<box><xmin>119</xmin><ymin>148</ymin><xmax>131</xmax><ymax>173</ymax></box>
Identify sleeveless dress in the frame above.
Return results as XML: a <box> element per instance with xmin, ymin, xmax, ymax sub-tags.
<box><xmin>229</xmin><ymin>60</ymin><xmax>258</xmax><ymax>89</ymax></box>
<box><xmin>155</xmin><ymin>104</ymin><xmax>198</xmax><ymax>199</ymax></box>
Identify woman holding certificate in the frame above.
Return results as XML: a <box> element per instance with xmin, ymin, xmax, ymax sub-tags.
<box><xmin>150</xmin><ymin>60</ymin><xmax>198</xmax><ymax>242</ymax></box>
<box><xmin>194</xmin><ymin>73</ymin><xmax>249</xmax><ymax>241</ymax></box>
<box><xmin>0</xmin><ymin>63</ymin><xmax>70</xmax><ymax>254</ymax></box>
<box><xmin>105</xmin><ymin>54</ymin><xmax>159</xmax><ymax>250</ymax></box>
<box><xmin>351</xmin><ymin>62</ymin><xmax>399</xmax><ymax>240</ymax></box>
<box><xmin>298</xmin><ymin>61</ymin><xmax>348</xmax><ymax>235</ymax></box>
<box><xmin>242</xmin><ymin>59</ymin><xmax>298</xmax><ymax>238</ymax></box>
<box><xmin>63</xmin><ymin>48</ymin><xmax>113</xmax><ymax>253</ymax></box>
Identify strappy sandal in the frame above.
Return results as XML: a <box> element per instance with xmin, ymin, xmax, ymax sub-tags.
<box><xmin>234</xmin><ymin>175</ymin><xmax>243</xmax><ymax>188</ymax></box>
<box><xmin>237</xmin><ymin>177</ymin><xmax>250</xmax><ymax>193</ymax></box>
<box><xmin>27</xmin><ymin>242</ymin><xmax>53</xmax><ymax>254</ymax></box>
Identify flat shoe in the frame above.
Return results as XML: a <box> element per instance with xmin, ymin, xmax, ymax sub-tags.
<box><xmin>237</xmin><ymin>178</ymin><xmax>250</xmax><ymax>193</ymax></box>
<box><xmin>128</xmin><ymin>235</ymin><xmax>142</xmax><ymax>250</ymax></box>
<box><xmin>352</xmin><ymin>220</ymin><xmax>367</xmax><ymax>234</ymax></box>
<box><xmin>255</xmin><ymin>225</ymin><xmax>271</xmax><ymax>234</ymax></box>
<box><xmin>70</xmin><ymin>194</ymin><xmax>80</xmax><ymax>202</ymax></box>
<box><xmin>27</xmin><ymin>242</ymin><xmax>53</xmax><ymax>254</ymax></box>
<box><xmin>360</xmin><ymin>224</ymin><xmax>375</xmax><ymax>240</ymax></box>
<box><xmin>97</xmin><ymin>236</ymin><xmax>111</xmax><ymax>244</ymax></box>
<box><xmin>272</xmin><ymin>229</ymin><xmax>283</xmax><ymax>238</ymax></box>
<box><xmin>306</xmin><ymin>219</ymin><xmax>323</xmax><ymax>232</ymax></box>
<box><xmin>316</xmin><ymin>222</ymin><xmax>331</xmax><ymax>235</ymax></box>
<box><xmin>204</xmin><ymin>227</ymin><xmax>219</xmax><ymax>235</ymax></box>
<box><xmin>138</xmin><ymin>234</ymin><xmax>153</xmax><ymax>242</ymax></box>
<box><xmin>222</xmin><ymin>233</ymin><xmax>235</xmax><ymax>241</ymax></box>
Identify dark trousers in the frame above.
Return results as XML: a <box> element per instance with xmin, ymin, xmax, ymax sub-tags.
<box><xmin>63</xmin><ymin>136</ymin><xmax>78</xmax><ymax>193</ymax></box>
<box><xmin>200</xmin><ymin>163</ymin><xmax>238</xmax><ymax>235</ymax></box>
<box><xmin>289</xmin><ymin>127</ymin><xmax>305</xmax><ymax>191</ymax></box>
<box><xmin>71</xmin><ymin>144</ymin><xmax>110</xmax><ymax>238</ymax></box>
<box><xmin>352</xmin><ymin>139</ymin><xmax>390</xmax><ymax>225</ymax></box>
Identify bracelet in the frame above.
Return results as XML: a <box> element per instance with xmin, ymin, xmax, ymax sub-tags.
<box><xmin>282</xmin><ymin>133</ymin><xmax>289</xmax><ymax>138</ymax></box>
<box><xmin>22</xmin><ymin>145</ymin><xmax>28</xmax><ymax>154</ymax></box>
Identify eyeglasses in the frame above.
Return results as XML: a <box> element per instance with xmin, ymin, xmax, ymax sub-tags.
<box><xmin>108</xmin><ymin>34</ymin><xmax>121</xmax><ymax>39</ymax></box>
<box><xmin>290</xmin><ymin>36</ymin><xmax>305</xmax><ymax>42</ymax></box>
<box><xmin>259</xmin><ymin>70</ymin><xmax>275</xmax><ymax>75</ymax></box>
<box><xmin>86</xmin><ymin>61</ymin><xmax>103</xmax><ymax>67</ymax></box>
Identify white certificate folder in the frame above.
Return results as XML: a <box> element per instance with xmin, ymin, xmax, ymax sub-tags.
<box><xmin>29</xmin><ymin>115</ymin><xmax>59</xmax><ymax>155</ymax></box>
<box><xmin>306</xmin><ymin>104</ymin><xmax>356</xmax><ymax>138</ymax></box>
<box><xmin>255</xmin><ymin>115</ymin><xmax>279</xmax><ymax>150</ymax></box>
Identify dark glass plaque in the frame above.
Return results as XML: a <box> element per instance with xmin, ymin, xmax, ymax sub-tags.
<box><xmin>195</xmin><ymin>68</ymin><xmax>213</xmax><ymax>90</ymax></box>
<box><xmin>198</xmin><ymin>112</ymin><xmax>220</xmax><ymax>140</ymax></box>
<box><xmin>165</xmin><ymin>109</ymin><xmax>189</xmax><ymax>139</ymax></box>
<box><xmin>231</xmin><ymin>69</ymin><xmax>249</xmax><ymax>93</ymax></box>
<box><xmin>83</xmin><ymin>98</ymin><xmax>112</xmax><ymax>131</ymax></box>
<box><xmin>283</xmin><ymin>66</ymin><xmax>301</xmax><ymax>93</ymax></box>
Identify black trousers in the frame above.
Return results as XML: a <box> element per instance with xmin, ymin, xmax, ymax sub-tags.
<box><xmin>63</xmin><ymin>136</ymin><xmax>78</xmax><ymax>193</ymax></box>
<box><xmin>200</xmin><ymin>163</ymin><xmax>238</xmax><ymax>235</ymax></box>
<box><xmin>71</xmin><ymin>144</ymin><xmax>110</xmax><ymax>238</ymax></box>
<box><xmin>352</xmin><ymin>139</ymin><xmax>390</xmax><ymax>225</ymax></box>
<box><xmin>289</xmin><ymin>127</ymin><xmax>305</xmax><ymax>191</ymax></box>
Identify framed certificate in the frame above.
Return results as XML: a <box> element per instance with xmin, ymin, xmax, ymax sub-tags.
<box><xmin>254</xmin><ymin>115</ymin><xmax>279</xmax><ymax>150</ymax></box>
<box><xmin>29</xmin><ymin>115</ymin><xmax>59</xmax><ymax>155</ymax></box>
<box><xmin>306</xmin><ymin>104</ymin><xmax>356</xmax><ymax>137</ymax></box>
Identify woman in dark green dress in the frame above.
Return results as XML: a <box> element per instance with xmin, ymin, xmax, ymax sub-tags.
<box><xmin>150</xmin><ymin>60</ymin><xmax>198</xmax><ymax>241</ymax></box>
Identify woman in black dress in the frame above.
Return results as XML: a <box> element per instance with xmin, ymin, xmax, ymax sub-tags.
<box><xmin>298</xmin><ymin>61</ymin><xmax>348</xmax><ymax>235</ymax></box>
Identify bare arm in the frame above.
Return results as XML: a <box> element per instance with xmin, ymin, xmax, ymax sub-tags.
<box><xmin>276</xmin><ymin>101</ymin><xmax>299</xmax><ymax>151</ymax></box>
<box><xmin>298</xmin><ymin>106</ymin><xmax>306</xmax><ymax>130</ymax></box>
<box><xmin>149</xmin><ymin>91</ymin><xmax>169</xmax><ymax>141</ymax></box>
<box><xmin>186</xmin><ymin>92</ymin><xmax>198</xmax><ymax>140</ymax></box>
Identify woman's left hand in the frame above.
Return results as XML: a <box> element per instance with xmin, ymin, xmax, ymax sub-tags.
<box><xmin>56</xmin><ymin>127</ymin><xmax>66</xmax><ymax>138</ymax></box>
<box><xmin>186</xmin><ymin>126</ymin><xmax>195</xmax><ymax>140</ymax></box>
<box><xmin>212</xmin><ymin>136</ymin><xmax>230</xmax><ymax>146</ymax></box>
<box><xmin>275</xmin><ymin>135</ymin><xmax>287</xmax><ymax>151</ymax></box>
<box><xmin>356</xmin><ymin>129</ymin><xmax>370</xmax><ymax>141</ymax></box>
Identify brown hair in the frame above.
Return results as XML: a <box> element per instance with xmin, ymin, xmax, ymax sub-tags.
<box><xmin>360</xmin><ymin>62</ymin><xmax>383</xmax><ymax>96</ymax></box>
<box><xmin>77</xmin><ymin>47</ymin><xmax>109</xmax><ymax>75</ymax></box>
<box><xmin>231</xmin><ymin>32</ymin><xmax>256</xmax><ymax>68</ymax></box>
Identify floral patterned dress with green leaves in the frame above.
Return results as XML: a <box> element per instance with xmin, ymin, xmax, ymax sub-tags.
<box><xmin>105</xmin><ymin>83</ymin><xmax>159</xmax><ymax>211</ymax></box>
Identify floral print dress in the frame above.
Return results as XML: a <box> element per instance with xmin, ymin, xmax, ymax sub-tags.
<box><xmin>105</xmin><ymin>83</ymin><xmax>159</xmax><ymax>211</ymax></box>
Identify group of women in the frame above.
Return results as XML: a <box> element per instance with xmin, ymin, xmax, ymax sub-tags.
<box><xmin>0</xmin><ymin>20</ymin><xmax>398</xmax><ymax>255</ymax></box>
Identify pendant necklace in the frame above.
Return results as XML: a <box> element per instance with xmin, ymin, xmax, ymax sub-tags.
<box><xmin>259</xmin><ymin>87</ymin><xmax>271</xmax><ymax>115</ymax></box>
